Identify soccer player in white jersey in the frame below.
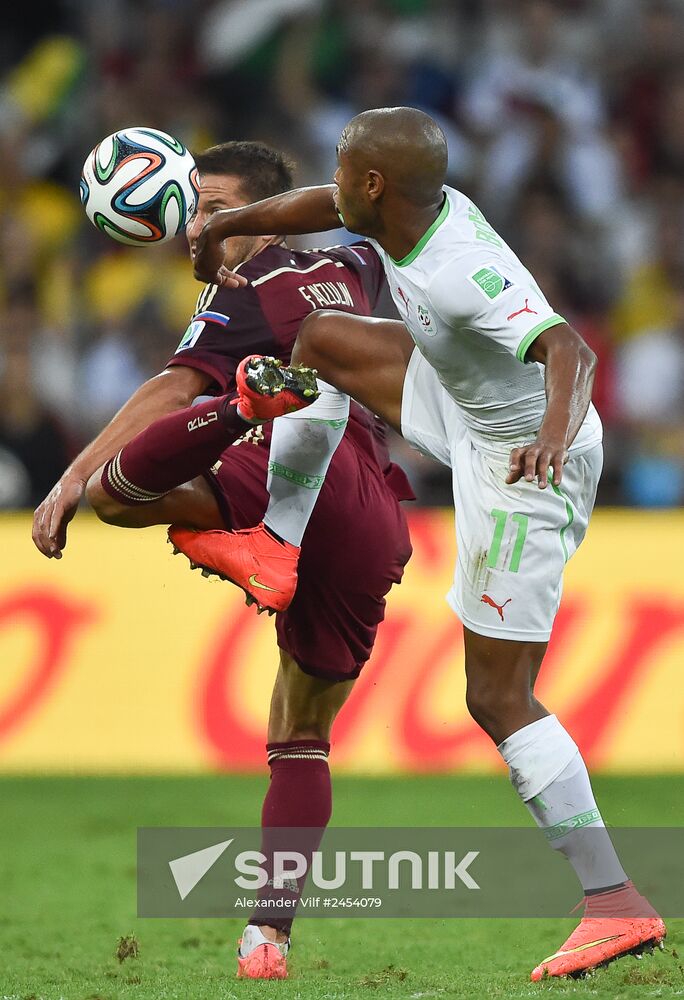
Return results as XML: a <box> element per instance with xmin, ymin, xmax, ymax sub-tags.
<box><xmin>178</xmin><ymin>107</ymin><xmax>666</xmax><ymax>980</ymax></box>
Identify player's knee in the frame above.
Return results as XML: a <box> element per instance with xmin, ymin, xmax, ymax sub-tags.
<box><xmin>465</xmin><ymin>678</ymin><xmax>531</xmax><ymax>735</ymax></box>
<box><xmin>291</xmin><ymin>722</ymin><xmax>332</xmax><ymax>743</ymax></box>
<box><xmin>269</xmin><ymin>706</ymin><xmax>333</xmax><ymax>744</ymax></box>
<box><xmin>465</xmin><ymin>679</ymin><xmax>495</xmax><ymax>730</ymax></box>
<box><xmin>293</xmin><ymin>310</ymin><xmax>338</xmax><ymax>371</ymax></box>
<box><xmin>85</xmin><ymin>472</ymin><xmax>125</xmax><ymax>524</ymax></box>
<box><xmin>268</xmin><ymin>692</ymin><xmax>337</xmax><ymax>744</ymax></box>
<box><xmin>268</xmin><ymin>651</ymin><xmax>351</xmax><ymax>743</ymax></box>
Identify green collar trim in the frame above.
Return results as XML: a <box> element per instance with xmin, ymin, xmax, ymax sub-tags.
<box><xmin>390</xmin><ymin>194</ymin><xmax>450</xmax><ymax>267</ymax></box>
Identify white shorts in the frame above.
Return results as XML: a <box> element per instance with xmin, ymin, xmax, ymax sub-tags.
<box><xmin>401</xmin><ymin>349</ymin><xmax>602</xmax><ymax>642</ymax></box>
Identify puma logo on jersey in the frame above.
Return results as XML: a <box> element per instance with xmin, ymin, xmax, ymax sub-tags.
<box><xmin>507</xmin><ymin>298</ymin><xmax>538</xmax><ymax>321</ymax></box>
<box><xmin>481</xmin><ymin>594</ymin><xmax>512</xmax><ymax>621</ymax></box>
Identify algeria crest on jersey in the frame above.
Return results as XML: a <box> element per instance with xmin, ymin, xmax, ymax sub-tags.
<box><xmin>417</xmin><ymin>304</ymin><xmax>436</xmax><ymax>336</ymax></box>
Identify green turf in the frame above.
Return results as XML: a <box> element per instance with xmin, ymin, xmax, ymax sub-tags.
<box><xmin>1</xmin><ymin>775</ymin><xmax>682</xmax><ymax>999</ymax></box>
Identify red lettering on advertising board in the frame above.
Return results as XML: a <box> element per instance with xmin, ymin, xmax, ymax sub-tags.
<box><xmin>0</xmin><ymin>588</ymin><xmax>97</xmax><ymax>742</ymax></box>
<box><xmin>330</xmin><ymin>614</ymin><xmax>413</xmax><ymax>745</ymax></box>
<box><xmin>197</xmin><ymin>592</ymin><xmax>684</xmax><ymax>771</ymax></box>
<box><xmin>199</xmin><ymin>607</ymin><xmax>415</xmax><ymax>767</ymax></box>
<box><xmin>560</xmin><ymin>599</ymin><xmax>684</xmax><ymax>761</ymax></box>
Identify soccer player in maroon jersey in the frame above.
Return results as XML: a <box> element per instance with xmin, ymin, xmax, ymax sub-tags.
<box><xmin>32</xmin><ymin>141</ymin><xmax>413</xmax><ymax>979</ymax></box>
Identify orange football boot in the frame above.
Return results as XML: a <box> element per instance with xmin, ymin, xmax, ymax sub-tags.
<box><xmin>531</xmin><ymin>881</ymin><xmax>666</xmax><ymax>981</ymax></box>
<box><xmin>233</xmin><ymin>355</ymin><xmax>319</xmax><ymax>422</ymax></box>
<box><xmin>168</xmin><ymin>522</ymin><xmax>300</xmax><ymax>614</ymax></box>
<box><xmin>236</xmin><ymin>927</ymin><xmax>289</xmax><ymax>979</ymax></box>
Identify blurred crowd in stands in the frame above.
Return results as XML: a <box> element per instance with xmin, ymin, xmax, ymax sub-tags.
<box><xmin>1</xmin><ymin>0</ymin><xmax>683</xmax><ymax>508</ymax></box>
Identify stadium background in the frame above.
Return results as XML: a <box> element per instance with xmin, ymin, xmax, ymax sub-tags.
<box><xmin>0</xmin><ymin>3</ymin><xmax>683</xmax><ymax>996</ymax></box>
<box><xmin>1</xmin><ymin>0</ymin><xmax>682</xmax><ymax>774</ymax></box>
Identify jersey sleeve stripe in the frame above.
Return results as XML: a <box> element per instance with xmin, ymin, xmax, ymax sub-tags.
<box><xmin>516</xmin><ymin>314</ymin><xmax>566</xmax><ymax>362</ymax></box>
<box><xmin>195</xmin><ymin>283</ymin><xmax>219</xmax><ymax>316</ymax></box>
<box><xmin>250</xmin><ymin>257</ymin><xmax>335</xmax><ymax>287</ymax></box>
<box><xmin>346</xmin><ymin>246</ymin><xmax>368</xmax><ymax>265</ymax></box>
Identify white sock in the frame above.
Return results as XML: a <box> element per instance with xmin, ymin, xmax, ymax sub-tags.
<box><xmin>239</xmin><ymin>924</ymin><xmax>289</xmax><ymax>957</ymax></box>
<box><xmin>498</xmin><ymin>715</ymin><xmax>628</xmax><ymax>893</ymax></box>
<box><xmin>264</xmin><ymin>382</ymin><xmax>350</xmax><ymax>546</ymax></box>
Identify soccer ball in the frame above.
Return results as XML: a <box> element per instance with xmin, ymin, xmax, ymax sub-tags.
<box><xmin>80</xmin><ymin>127</ymin><xmax>200</xmax><ymax>245</ymax></box>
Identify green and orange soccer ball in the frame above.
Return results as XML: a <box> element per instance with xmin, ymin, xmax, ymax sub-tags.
<box><xmin>80</xmin><ymin>126</ymin><xmax>199</xmax><ymax>246</ymax></box>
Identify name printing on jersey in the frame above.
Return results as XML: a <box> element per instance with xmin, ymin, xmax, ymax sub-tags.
<box><xmin>174</xmin><ymin>245</ymin><xmax>373</xmax><ymax>366</ymax></box>
<box><xmin>298</xmin><ymin>280</ymin><xmax>355</xmax><ymax>309</ymax></box>
<box><xmin>243</xmin><ymin>251</ymin><xmax>359</xmax><ymax>312</ymax></box>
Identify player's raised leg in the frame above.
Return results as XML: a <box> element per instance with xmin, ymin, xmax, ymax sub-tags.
<box><xmin>87</xmin><ymin>358</ymin><xmax>318</xmax><ymax>526</ymax></box>
<box><xmin>291</xmin><ymin>311</ymin><xmax>414</xmax><ymax>432</ymax></box>
<box><xmin>86</xmin><ymin>392</ymin><xmax>254</xmax><ymax>522</ymax></box>
<box><xmin>261</xmin><ymin>311</ymin><xmax>413</xmax><ymax>541</ymax></box>
<box><xmin>263</xmin><ymin>381</ymin><xmax>350</xmax><ymax>547</ymax></box>
<box><xmin>188</xmin><ymin>312</ymin><xmax>413</xmax><ymax>610</ymax></box>
<box><xmin>168</xmin><ymin>369</ymin><xmax>352</xmax><ymax>612</ymax></box>
<box><xmin>237</xmin><ymin>649</ymin><xmax>355</xmax><ymax>979</ymax></box>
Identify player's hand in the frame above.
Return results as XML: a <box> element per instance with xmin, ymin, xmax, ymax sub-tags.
<box><xmin>32</xmin><ymin>474</ymin><xmax>86</xmax><ymax>558</ymax></box>
<box><xmin>506</xmin><ymin>439</ymin><xmax>568</xmax><ymax>489</ymax></box>
<box><xmin>193</xmin><ymin>213</ymin><xmax>248</xmax><ymax>288</ymax></box>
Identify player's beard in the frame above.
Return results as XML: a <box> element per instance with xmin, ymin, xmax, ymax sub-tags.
<box><xmin>223</xmin><ymin>234</ymin><xmax>263</xmax><ymax>271</ymax></box>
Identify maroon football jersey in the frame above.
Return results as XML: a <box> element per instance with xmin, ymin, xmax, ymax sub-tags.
<box><xmin>166</xmin><ymin>241</ymin><xmax>414</xmax><ymax>500</ymax></box>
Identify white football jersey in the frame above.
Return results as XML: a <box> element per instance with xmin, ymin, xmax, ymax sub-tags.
<box><xmin>368</xmin><ymin>186</ymin><xmax>602</xmax><ymax>458</ymax></box>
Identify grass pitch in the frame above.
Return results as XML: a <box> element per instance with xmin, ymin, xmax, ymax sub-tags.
<box><xmin>1</xmin><ymin>774</ymin><xmax>682</xmax><ymax>999</ymax></box>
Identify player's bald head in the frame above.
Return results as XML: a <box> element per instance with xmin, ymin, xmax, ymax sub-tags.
<box><xmin>338</xmin><ymin>107</ymin><xmax>447</xmax><ymax>207</ymax></box>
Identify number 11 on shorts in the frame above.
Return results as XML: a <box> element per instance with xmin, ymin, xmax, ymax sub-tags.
<box><xmin>487</xmin><ymin>509</ymin><xmax>529</xmax><ymax>573</ymax></box>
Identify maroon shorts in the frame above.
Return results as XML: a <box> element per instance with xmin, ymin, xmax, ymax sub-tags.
<box><xmin>204</xmin><ymin>424</ymin><xmax>412</xmax><ymax>682</ymax></box>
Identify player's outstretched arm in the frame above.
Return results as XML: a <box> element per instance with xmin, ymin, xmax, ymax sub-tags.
<box><xmin>32</xmin><ymin>366</ymin><xmax>210</xmax><ymax>559</ymax></box>
<box><xmin>193</xmin><ymin>185</ymin><xmax>340</xmax><ymax>286</ymax></box>
<box><xmin>506</xmin><ymin>324</ymin><xmax>597</xmax><ymax>490</ymax></box>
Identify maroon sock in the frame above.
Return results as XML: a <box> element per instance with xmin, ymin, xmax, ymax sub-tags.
<box><xmin>101</xmin><ymin>395</ymin><xmax>249</xmax><ymax>505</ymax></box>
<box><xmin>249</xmin><ymin>740</ymin><xmax>332</xmax><ymax>936</ymax></box>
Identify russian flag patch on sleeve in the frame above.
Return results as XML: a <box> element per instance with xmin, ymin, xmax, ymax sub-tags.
<box><xmin>195</xmin><ymin>311</ymin><xmax>230</xmax><ymax>326</ymax></box>
<box><xmin>175</xmin><ymin>312</ymin><xmax>230</xmax><ymax>353</ymax></box>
